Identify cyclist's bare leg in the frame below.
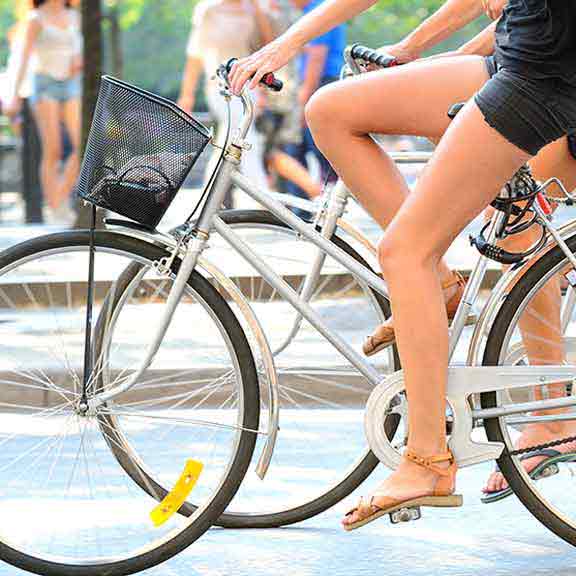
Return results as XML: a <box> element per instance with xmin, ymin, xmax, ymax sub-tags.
<box><xmin>484</xmin><ymin>139</ymin><xmax>576</xmax><ymax>493</ymax></box>
<box><xmin>531</xmin><ymin>135</ymin><xmax>576</xmax><ymax>193</ymax></box>
<box><xmin>304</xmin><ymin>56</ymin><xmax>531</xmax><ymax>521</ymax></box>
<box><xmin>306</xmin><ymin>55</ymin><xmax>489</xmax><ymax>292</ymax></box>
<box><xmin>333</xmin><ymin>98</ymin><xmax>531</xmax><ymax>525</ymax></box>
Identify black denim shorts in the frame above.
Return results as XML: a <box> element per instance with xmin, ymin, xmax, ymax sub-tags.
<box><xmin>475</xmin><ymin>55</ymin><xmax>576</xmax><ymax>156</ymax></box>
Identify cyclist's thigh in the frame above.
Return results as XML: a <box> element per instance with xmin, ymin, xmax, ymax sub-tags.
<box><xmin>311</xmin><ymin>55</ymin><xmax>489</xmax><ymax>140</ymax></box>
<box><xmin>530</xmin><ymin>135</ymin><xmax>576</xmax><ymax>193</ymax></box>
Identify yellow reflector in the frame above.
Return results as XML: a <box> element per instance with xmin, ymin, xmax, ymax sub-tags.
<box><xmin>150</xmin><ymin>460</ymin><xmax>203</xmax><ymax>527</ymax></box>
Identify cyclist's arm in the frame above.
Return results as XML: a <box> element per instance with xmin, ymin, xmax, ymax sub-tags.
<box><xmin>230</xmin><ymin>0</ymin><xmax>383</xmax><ymax>92</ymax></box>
<box><xmin>382</xmin><ymin>0</ymin><xmax>486</xmax><ymax>62</ymax></box>
<box><xmin>458</xmin><ymin>20</ymin><xmax>496</xmax><ymax>55</ymax></box>
<box><xmin>418</xmin><ymin>20</ymin><xmax>497</xmax><ymax>62</ymax></box>
<box><xmin>230</xmin><ymin>0</ymin><xmax>484</xmax><ymax>91</ymax></box>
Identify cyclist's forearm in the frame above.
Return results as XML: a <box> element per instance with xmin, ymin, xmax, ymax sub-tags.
<box><xmin>400</xmin><ymin>0</ymin><xmax>485</xmax><ymax>56</ymax></box>
<box><xmin>282</xmin><ymin>0</ymin><xmax>377</xmax><ymax>51</ymax></box>
<box><xmin>418</xmin><ymin>20</ymin><xmax>496</xmax><ymax>62</ymax></box>
<box><xmin>457</xmin><ymin>20</ymin><xmax>497</xmax><ymax>56</ymax></box>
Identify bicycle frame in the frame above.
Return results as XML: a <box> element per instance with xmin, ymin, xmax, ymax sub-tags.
<box><xmin>90</xmin><ymin>77</ymin><xmax>576</xmax><ymax>473</ymax></box>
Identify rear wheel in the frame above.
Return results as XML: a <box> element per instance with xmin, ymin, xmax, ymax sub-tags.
<box><xmin>0</xmin><ymin>231</ymin><xmax>259</xmax><ymax>575</ymax></box>
<box><xmin>482</xmin><ymin>232</ymin><xmax>576</xmax><ymax>545</ymax></box>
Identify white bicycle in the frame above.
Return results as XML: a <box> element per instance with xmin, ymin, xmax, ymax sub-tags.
<box><xmin>2</xmin><ymin>45</ymin><xmax>576</xmax><ymax>576</ymax></box>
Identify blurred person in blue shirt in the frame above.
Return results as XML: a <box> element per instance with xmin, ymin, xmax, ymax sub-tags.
<box><xmin>297</xmin><ymin>0</ymin><xmax>345</xmax><ymax>102</ymax></box>
<box><xmin>282</xmin><ymin>0</ymin><xmax>345</xmax><ymax>217</ymax></box>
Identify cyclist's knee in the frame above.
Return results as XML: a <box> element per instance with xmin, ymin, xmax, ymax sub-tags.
<box><xmin>377</xmin><ymin>234</ymin><xmax>411</xmax><ymax>275</ymax></box>
<box><xmin>378</xmin><ymin>232</ymin><xmax>441</xmax><ymax>277</ymax></box>
<box><xmin>305</xmin><ymin>86</ymin><xmax>334</xmax><ymax>135</ymax></box>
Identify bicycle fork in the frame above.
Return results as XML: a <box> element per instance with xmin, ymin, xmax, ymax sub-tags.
<box><xmin>87</xmin><ymin>148</ymin><xmax>238</xmax><ymax>410</ymax></box>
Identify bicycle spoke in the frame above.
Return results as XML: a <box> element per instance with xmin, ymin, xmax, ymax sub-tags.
<box><xmin>99</xmin><ymin>408</ymin><xmax>264</xmax><ymax>435</ymax></box>
<box><xmin>278</xmin><ymin>383</ymin><xmax>343</xmax><ymax>408</ymax></box>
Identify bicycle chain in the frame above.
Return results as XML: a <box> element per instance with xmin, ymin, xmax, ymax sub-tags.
<box><xmin>509</xmin><ymin>434</ymin><xmax>576</xmax><ymax>456</ymax></box>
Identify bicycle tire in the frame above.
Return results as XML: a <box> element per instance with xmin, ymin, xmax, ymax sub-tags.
<box><xmin>482</xmin><ymin>231</ymin><xmax>576</xmax><ymax>546</ymax></box>
<box><xmin>97</xmin><ymin>210</ymin><xmax>400</xmax><ymax>529</ymax></box>
<box><xmin>0</xmin><ymin>230</ymin><xmax>260</xmax><ymax>576</ymax></box>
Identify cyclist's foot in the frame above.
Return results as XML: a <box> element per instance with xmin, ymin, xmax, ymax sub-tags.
<box><xmin>342</xmin><ymin>449</ymin><xmax>462</xmax><ymax>531</ymax></box>
<box><xmin>483</xmin><ymin>422</ymin><xmax>576</xmax><ymax>495</ymax></box>
<box><xmin>363</xmin><ymin>271</ymin><xmax>467</xmax><ymax>357</ymax></box>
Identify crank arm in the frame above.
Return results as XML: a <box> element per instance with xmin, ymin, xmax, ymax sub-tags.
<box><xmin>366</xmin><ymin>365</ymin><xmax>576</xmax><ymax>470</ymax></box>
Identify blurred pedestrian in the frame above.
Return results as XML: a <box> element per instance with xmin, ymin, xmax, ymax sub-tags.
<box><xmin>5</xmin><ymin>0</ymin><xmax>83</xmax><ymax>225</ymax></box>
<box><xmin>255</xmin><ymin>0</ymin><xmax>321</xmax><ymax>216</ymax></box>
<box><xmin>3</xmin><ymin>0</ymin><xmax>44</xmax><ymax>223</ymax></box>
<box><xmin>281</xmin><ymin>0</ymin><xmax>345</xmax><ymax>205</ymax></box>
<box><xmin>178</xmin><ymin>0</ymin><xmax>273</xmax><ymax>208</ymax></box>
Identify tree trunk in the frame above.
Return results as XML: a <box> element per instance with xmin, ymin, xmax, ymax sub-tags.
<box><xmin>74</xmin><ymin>0</ymin><xmax>105</xmax><ymax>229</ymax></box>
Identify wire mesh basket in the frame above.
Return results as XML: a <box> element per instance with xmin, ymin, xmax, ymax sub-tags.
<box><xmin>77</xmin><ymin>76</ymin><xmax>211</xmax><ymax>229</ymax></box>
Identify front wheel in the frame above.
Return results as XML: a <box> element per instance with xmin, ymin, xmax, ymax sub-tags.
<box><xmin>0</xmin><ymin>231</ymin><xmax>259</xmax><ymax>575</ymax></box>
<box><xmin>98</xmin><ymin>210</ymin><xmax>401</xmax><ymax>528</ymax></box>
<box><xmin>482</xmin><ymin>231</ymin><xmax>576</xmax><ymax>546</ymax></box>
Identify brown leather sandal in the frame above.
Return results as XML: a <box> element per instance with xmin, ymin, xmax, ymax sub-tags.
<box><xmin>342</xmin><ymin>450</ymin><xmax>462</xmax><ymax>532</ymax></box>
<box><xmin>363</xmin><ymin>271</ymin><xmax>473</xmax><ymax>357</ymax></box>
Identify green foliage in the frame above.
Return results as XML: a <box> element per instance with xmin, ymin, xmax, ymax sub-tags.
<box><xmin>0</xmin><ymin>0</ymin><xmax>15</xmax><ymax>67</ymax></box>
<box><xmin>116</xmin><ymin>0</ymin><xmax>195</xmax><ymax>100</ymax></box>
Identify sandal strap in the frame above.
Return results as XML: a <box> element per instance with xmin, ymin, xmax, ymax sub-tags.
<box><xmin>405</xmin><ymin>450</ymin><xmax>455</xmax><ymax>476</ymax></box>
<box><xmin>346</xmin><ymin>494</ymin><xmax>379</xmax><ymax>518</ymax></box>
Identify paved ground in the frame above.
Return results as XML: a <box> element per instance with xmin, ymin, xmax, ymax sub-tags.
<box><xmin>0</xmin><ymin>413</ymin><xmax>575</xmax><ymax>576</ymax></box>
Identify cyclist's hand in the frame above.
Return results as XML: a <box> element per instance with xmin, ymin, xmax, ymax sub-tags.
<box><xmin>375</xmin><ymin>42</ymin><xmax>419</xmax><ymax>65</ymax></box>
<box><xmin>359</xmin><ymin>42</ymin><xmax>417</xmax><ymax>73</ymax></box>
<box><xmin>229</xmin><ymin>37</ymin><xmax>299</xmax><ymax>95</ymax></box>
<box><xmin>481</xmin><ymin>0</ymin><xmax>507</xmax><ymax>20</ymax></box>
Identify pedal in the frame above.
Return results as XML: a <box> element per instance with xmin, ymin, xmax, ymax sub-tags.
<box><xmin>390</xmin><ymin>506</ymin><xmax>421</xmax><ymax>524</ymax></box>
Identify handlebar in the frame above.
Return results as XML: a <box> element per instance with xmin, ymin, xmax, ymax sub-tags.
<box><xmin>224</xmin><ymin>58</ymin><xmax>283</xmax><ymax>92</ymax></box>
<box><xmin>348</xmin><ymin>44</ymin><xmax>398</xmax><ymax>69</ymax></box>
<box><xmin>214</xmin><ymin>46</ymin><xmax>394</xmax><ymax>151</ymax></box>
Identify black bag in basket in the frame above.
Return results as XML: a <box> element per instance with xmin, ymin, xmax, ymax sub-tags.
<box><xmin>77</xmin><ymin>76</ymin><xmax>211</xmax><ymax>229</ymax></box>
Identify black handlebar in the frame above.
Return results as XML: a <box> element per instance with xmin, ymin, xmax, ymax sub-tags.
<box><xmin>349</xmin><ymin>44</ymin><xmax>398</xmax><ymax>68</ymax></box>
<box><xmin>224</xmin><ymin>58</ymin><xmax>283</xmax><ymax>92</ymax></box>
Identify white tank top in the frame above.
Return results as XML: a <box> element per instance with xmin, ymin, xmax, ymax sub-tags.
<box><xmin>31</xmin><ymin>9</ymin><xmax>82</xmax><ymax>81</ymax></box>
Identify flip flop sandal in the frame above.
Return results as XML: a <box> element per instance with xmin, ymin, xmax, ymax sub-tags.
<box><xmin>481</xmin><ymin>449</ymin><xmax>576</xmax><ymax>504</ymax></box>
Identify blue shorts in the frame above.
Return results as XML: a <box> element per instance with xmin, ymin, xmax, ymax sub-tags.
<box><xmin>30</xmin><ymin>74</ymin><xmax>81</xmax><ymax>104</ymax></box>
